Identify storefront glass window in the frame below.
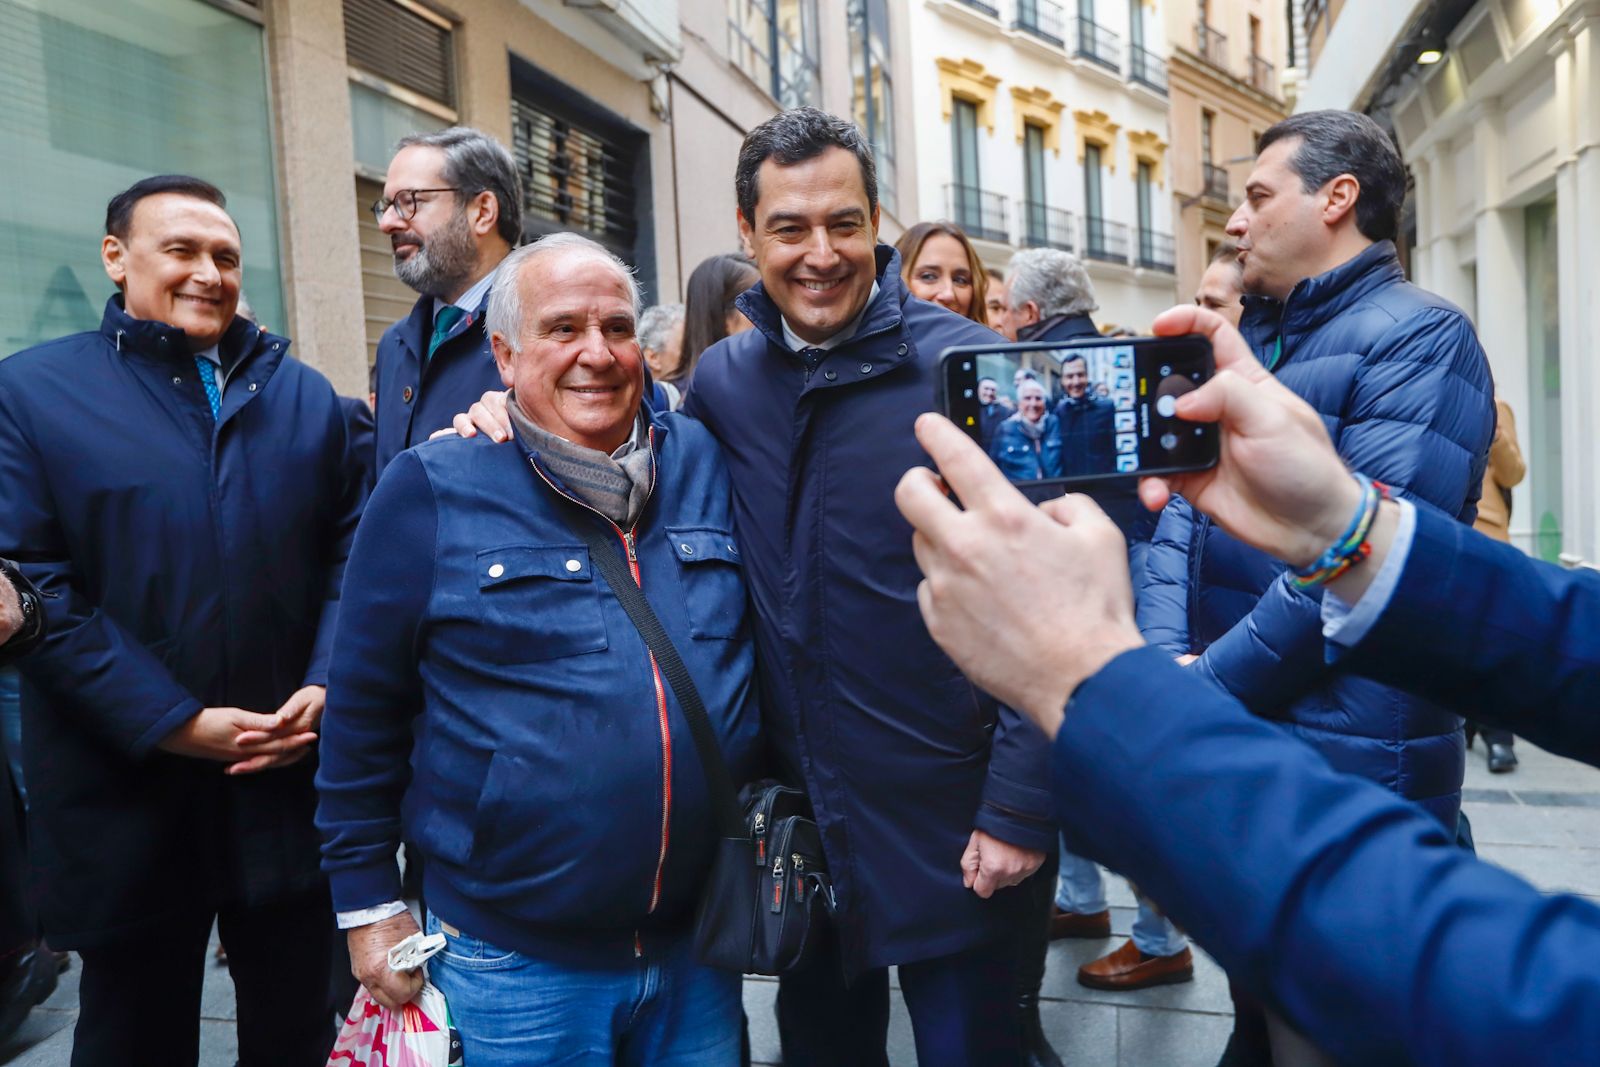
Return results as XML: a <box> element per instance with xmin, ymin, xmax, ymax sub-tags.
<box><xmin>1524</xmin><ymin>198</ymin><xmax>1562</xmax><ymax>562</ymax></box>
<box><xmin>0</xmin><ymin>0</ymin><xmax>283</xmax><ymax>354</ymax></box>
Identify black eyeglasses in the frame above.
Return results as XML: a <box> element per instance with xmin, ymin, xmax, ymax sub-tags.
<box><xmin>370</xmin><ymin>187</ymin><xmax>460</xmax><ymax>222</ymax></box>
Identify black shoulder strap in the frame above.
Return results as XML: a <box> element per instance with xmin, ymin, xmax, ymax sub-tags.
<box><xmin>551</xmin><ymin>496</ymin><xmax>745</xmax><ymax>838</ymax></box>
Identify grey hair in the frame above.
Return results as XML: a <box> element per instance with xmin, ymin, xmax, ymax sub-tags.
<box><xmin>637</xmin><ymin>303</ymin><xmax>685</xmax><ymax>353</ymax></box>
<box><xmin>1005</xmin><ymin>248</ymin><xmax>1098</xmax><ymax>318</ymax></box>
<box><xmin>486</xmin><ymin>232</ymin><xmax>642</xmax><ymax>353</ymax></box>
<box><xmin>1016</xmin><ymin>378</ymin><xmax>1048</xmax><ymax>400</ymax></box>
<box><xmin>396</xmin><ymin>126</ymin><xmax>523</xmax><ymax>246</ymax></box>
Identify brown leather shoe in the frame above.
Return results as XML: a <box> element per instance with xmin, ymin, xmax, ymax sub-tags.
<box><xmin>1077</xmin><ymin>939</ymin><xmax>1194</xmax><ymax>990</ymax></box>
<box><xmin>1049</xmin><ymin>907</ymin><xmax>1111</xmax><ymax>940</ymax></box>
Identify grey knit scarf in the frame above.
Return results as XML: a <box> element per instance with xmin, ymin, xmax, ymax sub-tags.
<box><xmin>507</xmin><ymin>395</ymin><xmax>652</xmax><ymax>527</ymax></box>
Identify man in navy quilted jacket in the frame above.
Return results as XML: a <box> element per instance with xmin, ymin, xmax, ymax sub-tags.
<box><xmin>1138</xmin><ymin>110</ymin><xmax>1494</xmax><ymax>1062</ymax></box>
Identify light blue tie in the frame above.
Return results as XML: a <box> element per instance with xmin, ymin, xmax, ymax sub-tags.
<box><xmin>195</xmin><ymin>357</ymin><xmax>221</xmax><ymax>420</ymax></box>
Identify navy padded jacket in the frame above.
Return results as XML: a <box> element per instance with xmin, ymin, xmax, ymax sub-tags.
<box><xmin>1138</xmin><ymin>241</ymin><xmax>1495</xmax><ymax>827</ymax></box>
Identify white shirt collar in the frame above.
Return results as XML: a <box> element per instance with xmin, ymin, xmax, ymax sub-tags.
<box><xmin>434</xmin><ymin>263</ymin><xmax>501</xmax><ymax>321</ymax></box>
<box><xmin>780</xmin><ymin>282</ymin><xmax>881</xmax><ymax>353</ymax></box>
<box><xmin>194</xmin><ymin>343</ymin><xmax>222</xmax><ymax>366</ymax></box>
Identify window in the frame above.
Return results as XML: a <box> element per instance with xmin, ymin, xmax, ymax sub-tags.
<box><xmin>344</xmin><ymin>0</ymin><xmax>455</xmax><ymax>108</ymax></box>
<box><xmin>1136</xmin><ymin>161</ymin><xmax>1154</xmax><ymax>262</ymax></box>
<box><xmin>950</xmin><ymin>98</ymin><xmax>989</xmax><ymax>236</ymax></box>
<box><xmin>510</xmin><ymin>59</ymin><xmax>655</xmax><ymax>299</ymax></box>
<box><xmin>0</xmin><ymin>0</ymin><xmax>285</xmax><ymax>353</ymax></box>
<box><xmin>1128</xmin><ymin>0</ymin><xmax>1143</xmax><ymax>49</ymax></box>
<box><xmin>1023</xmin><ymin>123</ymin><xmax>1048</xmax><ymax>242</ymax></box>
<box><xmin>952</xmin><ymin>99</ymin><xmax>981</xmax><ymax>191</ymax></box>
<box><xmin>1525</xmin><ymin>199</ymin><xmax>1562</xmax><ymax>561</ymax></box>
<box><xmin>848</xmin><ymin>0</ymin><xmax>896</xmax><ymax>214</ymax></box>
<box><xmin>1249</xmin><ymin>14</ymin><xmax>1261</xmax><ymax>58</ymax></box>
<box><xmin>729</xmin><ymin>0</ymin><xmax>820</xmax><ymax>108</ymax></box>
<box><xmin>344</xmin><ymin>0</ymin><xmax>458</xmax><ymax>361</ymax></box>
<box><xmin>1084</xmin><ymin>143</ymin><xmax>1104</xmax><ymax>221</ymax></box>
<box><xmin>1201</xmin><ymin>109</ymin><xmax>1215</xmax><ymax>163</ymax></box>
<box><xmin>1285</xmin><ymin>0</ymin><xmax>1297</xmax><ymax>67</ymax></box>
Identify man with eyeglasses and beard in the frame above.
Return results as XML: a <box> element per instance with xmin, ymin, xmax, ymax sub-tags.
<box><xmin>372</xmin><ymin>127</ymin><xmax>523</xmax><ymax>471</ymax></box>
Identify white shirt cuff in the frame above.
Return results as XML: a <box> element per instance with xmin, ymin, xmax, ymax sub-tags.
<box><xmin>336</xmin><ymin>900</ymin><xmax>409</xmax><ymax>930</ymax></box>
<box><xmin>1321</xmin><ymin>498</ymin><xmax>1417</xmax><ymax>651</ymax></box>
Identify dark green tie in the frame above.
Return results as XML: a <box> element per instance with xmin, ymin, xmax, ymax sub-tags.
<box><xmin>429</xmin><ymin>305</ymin><xmax>466</xmax><ymax>358</ymax></box>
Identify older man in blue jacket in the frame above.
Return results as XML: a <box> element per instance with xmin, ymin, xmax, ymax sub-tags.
<box><xmin>317</xmin><ymin>233</ymin><xmax>760</xmax><ymax>1066</ymax></box>
<box><xmin>685</xmin><ymin>108</ymin><xmax>1054</xmax><ymax>1067</ymax></box>
<box><xmin>899</xmin><ymin>305</ymin><xmax>1600</xmax><ymax>1066</ymax></box>
<box><xmin>0</xmin><ymin>175</ymin><xmax>367</xmax><ymax>1066</ymax></box>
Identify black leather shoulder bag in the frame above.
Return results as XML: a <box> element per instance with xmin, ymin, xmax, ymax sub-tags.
<box><xmin>551</xmin><ymin>497</ymin><xmax>834</xmax><ymax>975</ymax></box>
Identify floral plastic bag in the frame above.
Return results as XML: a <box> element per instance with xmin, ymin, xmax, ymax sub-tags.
<box><xmin>327</xmin><ymin>932</ymin><xmax>464</xmax><ymax>1067</ymax></box>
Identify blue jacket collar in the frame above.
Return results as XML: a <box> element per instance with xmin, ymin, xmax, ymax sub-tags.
<box><xmin>735</xmin><ymin>244</ymin><xmax>908</xmax><ymax>358</ymax></box>
<box><xmin>99</xmin><ymin>294</ymin><xmax>280</xmax><ymax>367</ymax></box>
<box><xmin>1241</xmin><ymin>241</ymin><xmax>1404</xmax><ymax>360</ymax></box>
<box><xmin>1019</xmin><ymin>312</ymin><xmax>1099</xmax><ymax>343</ymax></box>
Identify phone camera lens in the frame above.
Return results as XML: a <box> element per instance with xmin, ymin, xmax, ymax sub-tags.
<box><xmin>1160</xmin><ymin>432</ymin><xmax>1179</xmax><ymax>451</ymax></box>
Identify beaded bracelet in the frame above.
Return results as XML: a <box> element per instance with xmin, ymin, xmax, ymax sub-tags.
<box><xmin>1289</xmin><ymin>475</ymin><xmax>1390</xmax><ymax>590</ymax></box>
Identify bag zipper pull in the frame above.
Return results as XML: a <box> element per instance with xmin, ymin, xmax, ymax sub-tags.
<box><xmin>771</xmin><ymin>855</ymin><xmax>785</xmax><ymax>912</ymax></box>
<box><xmin>754</xmin><ymin>810</ymin><xmax>766</xmax><ymax>865</ymax></box>
<box><xmin>793</xmin><ymin>853</ymin><xmax>805</xmax><ymax>901</ymax></box>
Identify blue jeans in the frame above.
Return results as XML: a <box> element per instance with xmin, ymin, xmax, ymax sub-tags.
<box><xmin>424</xmin><ymin>912</ymin><xmax>740</xmax><ymax>1067</ymax></box>
<box><xmin>1056</xmin><ymin>843</ymin><xmax>1187</xmax><ymax>957</ymax></box>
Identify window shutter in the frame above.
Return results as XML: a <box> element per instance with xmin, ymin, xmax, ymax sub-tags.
<box><xmin>343</xmin><ymin>0</ymin><xmax>454</xmax><ymax>106</ymax></box>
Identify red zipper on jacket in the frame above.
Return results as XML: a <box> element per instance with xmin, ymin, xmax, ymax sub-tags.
<box><xmin>527</xmin><ymin>431</ymin><xmax>670</xmax><ymax>915</ymax></box>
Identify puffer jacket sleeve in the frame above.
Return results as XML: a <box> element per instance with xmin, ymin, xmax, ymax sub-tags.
<box><xmin>1193</xmin><ymin>306</ymin><xmax>1495</xmax><ymax>711</ymax></box>
<box><xmin>1137</xmin><ymin>498</ymin><xmax>1197</xmax><ymax>655</ymax></box>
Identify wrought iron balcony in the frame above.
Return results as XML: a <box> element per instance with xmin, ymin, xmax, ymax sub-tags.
<box><xmin>1075</xmin><ymin>17</ymin><xmax>1122</xmax><ymax>73</ymax></box>
<box><xmin>1195</xmin><ymin>21</ymin><xmax>1227</xmax><ymax>69</ymax></box>
<box><xmin>1136</xmin><ymin>229</ymin><xmax>1176</xmax><ymax>272</ymax></box>
<box><xmin>1129</xmin><ymin>45</ymin><xmax>1167</xmax><ymax>94</ymax></box>
<box><xmin>1082</xmin><ymin>215</ymin><xmax>1130</xmax><ymax>264</ymax></box>
<box><xmin>1202</xmin><ymin>162</ymin><xmax>1230</xmax><ymax>205</ymax></box>
<box><xmin>1019</xmin><ymin>201</ymin><xmax>1076</xmax><ymax>252</ymax></box>
<box><xmin>947</xmin><ymin>183</ymin><xmax>1009</xmax><ymax>244</ymax></box>
<box><xmin>1013</xmin><ymin>0</ymin><xmax>1066</xmax><ymax>47</ymax></box>
<box><xmin>1249</xmin><ymin>54</ymin><xmax>1276</xmax><ymax>95</ymax></box>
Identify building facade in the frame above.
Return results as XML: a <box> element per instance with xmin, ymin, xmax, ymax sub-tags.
<box><xmin>1</xmin><ymin>0</ymin><xmax>921</xmax><ymax>395</ymax></box>
<box><xmin>1299</xmin><ymin>0</ymin><xmax>1600</xmax><ymax>564</ymax></box>
<box><xmin>903</xmin><ymin>0</ymin><xmax>1179</xmax><ymax>332</ymax></box>
<box><xmin>1163</xmin><ymin>0</ymin><xmax>1289</xmax><ymax>303</ymax></box>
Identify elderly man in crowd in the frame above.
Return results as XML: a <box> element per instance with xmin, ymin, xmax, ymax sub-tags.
<box><xmin>1001</xmin><ymin>248</ymin><xmax>1100</xmax><ymax>346</ymax></box>
<box><xmin>372</xmin><ymin>127</ymin><xmax>522</xmax><ymax>471</ymax></box>
<box><xmin>638</xmin><ymin>302</ymin><xmax>687</xmax><ymax>410</ymax></box>
<box><xmin>316</xmin><ymin>232</ymin><xmax>760</xmax><ymax>1066</ymax></box>
<box><xmin>0</xmin><ymin>174</ymin><xmax>367</xmax><ymax>1066</ymax></box>
<box><xmin>989</xmin><ymin>379</ymin><xmax>1061</xmax><ymax>481</ymax></box>
<box><xmin>447</xmin><ymin>109</ymin><xmax>1054</xmax><ymax>1067</ymax></box>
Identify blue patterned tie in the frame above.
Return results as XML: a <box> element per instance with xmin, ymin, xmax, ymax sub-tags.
<box><xmin>195</xmin><ymin>357</ymin><xmax>221</xmax><ymax>420</ymax></box>
<box><xmin>429</xmin><ymin>305</ymin><xmax>466</xmax><ymax>358</ymax></box>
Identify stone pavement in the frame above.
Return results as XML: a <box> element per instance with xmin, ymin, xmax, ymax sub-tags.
<box><xmin>5</xmin><ymin>739</ymin><xmax>1598</xmax><ymax>1066</ymax></box>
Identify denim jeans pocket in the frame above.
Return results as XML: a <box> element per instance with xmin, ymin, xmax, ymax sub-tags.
<box><xmin>427</xmin><ymin>911</ymin><xmax>522</xmax><ymax>971</ymax></box>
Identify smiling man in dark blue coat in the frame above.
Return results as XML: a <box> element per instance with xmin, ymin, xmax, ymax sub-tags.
<box><xmin>0</xmin><ymin>176</ymin><xmax>367</xmax><ymax>1066</ymax></box>
<box><xmin>683</xmin><ymin>108</ymin><xmax>1053</xmax><ymax>1067</ymax></box>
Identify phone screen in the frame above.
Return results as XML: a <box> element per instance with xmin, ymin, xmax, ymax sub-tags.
<box><xmin>939</xmin><ymin>335</ymin><xmax>1218</xmax><ymax>487</ymax></box>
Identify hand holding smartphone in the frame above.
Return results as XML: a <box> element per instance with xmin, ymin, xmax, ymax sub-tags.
<box><xmin>938</xmin><ymin>334</ymin><xmax>1218</xmax><ymax>490</ymax></box>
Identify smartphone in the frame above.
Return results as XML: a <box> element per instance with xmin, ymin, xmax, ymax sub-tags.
<box><xmin>938</xmin><ymin>334</ymin><xmax>1218</xmax><ymax>489</ymax></box>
